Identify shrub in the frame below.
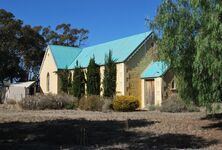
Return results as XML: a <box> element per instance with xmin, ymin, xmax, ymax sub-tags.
<box><xmin>112</xmin><ymin>96</ymin><xmax>139</xmax><ymax>112</ymax></box>
<box><xmin>6</xmin><ymin>99</ymin><xmax>17</xmax><ymax>105</ymax></box>
<box><xmin>160</xmin><ymin>94</ymin><xmax>201</xmax><ymax>113</ymax></box>
<box><xmin>160</xmin><ymin>94</ymin><xmax>187</xmax><ymax>113</ymax></box>
<box><xmin>19</xmin><ymin>93</ymin><xmax>78</xmax><ymax>110</ymax></box>
<box><xmin>102</xmin><ymin>97</ymin><xmax>113</xmax><ymax>112</ymax></box>
<box><xmin>186</xmin><ymin>103</ymin><xmax>200</xmax><ymax>112</ymax></box>
<box><xmin>79</xmin><ymin>95</ymin><xmax>104</xmax><ymax>111</ymax></box>
<box><xmin>148</xmin><ymin>104</ymin><xmax>160</xmax><ymax>111</ymax></box>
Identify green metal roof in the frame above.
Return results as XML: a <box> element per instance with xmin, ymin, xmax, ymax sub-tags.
<box><xmin>49</xmin><ymin>32</ymin><xmax>152</xmax><ymax>69</ymax></box>
<box><xmin>141</xmin><ymin>61</ymin><xmax>169</xmax><ymax>78</ymax></box>
<box><xmin>68</xmin><ymin>32</ymin><xmax>152</xmax><ymax>68</ymax></box>
<box><xmin>49</xmin><ymin>45</ymin><xmax>82</xmax><ymax>69</ymax></box>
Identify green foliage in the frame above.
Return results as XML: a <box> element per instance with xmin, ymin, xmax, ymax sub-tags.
<box><xmin>57</xmin><ymin>68</ymin><xmax>70</xmax><ymax>93</ymax></box>
<box><xmin>39</xmin><ymin>24</ymin><xmax>89</xmax><ymax>47</ymax></box>
<box><xmin>72</xmin><ymin>62</ymin><xmax>85</xmax><ymax>99</ymax></box>
<box><xmin>150</xmin><ymin>0</ymin><xmax>222</xmax><ymax>107</ymax></box>
<box><xmin>79</xmin><ymin>95</ymin><xmax>105</xmax><ymax>111</ymax></box>
<box><xmin>112</xmin><ymin>96</ymin><xmax>139</xmax><ymax>112</ymax></box>
<box><xmin>150</xmin><ymin>0</ymin><xmax>198</xmax><ymax>103</ymax></box>
<box><xmin>19</xmin><ymin>93</ymin><xmax>78</xmax><ymax>110</ymax></box>
<box><xmin>86</xmin><ymin>56</ymin><xmax>100</xmax><ymax>95</ymax></box>
<box><xmin>0</xmin><ymin>9</ymin><xmax>45</xmax><ymax>83</ymax></box>
<box><xmin>192</xmin><ymin>0</ymin><xmax>222</xmax><ymax>108</ymax></box>
<box><xmin>0</xmin><ymin>9</ymin><xmax>89</xmax><ymax>84</ymax></box>
<box><xmin>103</xmin><ymin>51</ymin><xmax>117</xmax><ymax>97</ymax></box>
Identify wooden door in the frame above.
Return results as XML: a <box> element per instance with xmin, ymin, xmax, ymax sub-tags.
<box><xmin>145</xmin><ymin>80</ymin><xmax>155</xmax><ymax>105</ymax></box>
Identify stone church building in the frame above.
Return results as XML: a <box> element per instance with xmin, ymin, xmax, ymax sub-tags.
<box><xmin>39</xmin><ymin>32</ymin><xmax>176</xmax><ymax>108</ymax></box>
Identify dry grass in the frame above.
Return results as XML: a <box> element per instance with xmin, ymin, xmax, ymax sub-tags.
<box><xmin>0</xmin><ymin>106</ymin><xmax>221</xmax><ymax>149</ymax></box>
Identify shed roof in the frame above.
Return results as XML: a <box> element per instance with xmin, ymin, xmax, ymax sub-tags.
<box><xmin>10</xmin><ymin>81</ymin><xmax>35</xmax><ymax>88</ymax></box>
<box><xmin>141</xmin><ymin>61</ymin><xmax>169</xmax><ymax>78</ymax></box>
<box><xmin>48</xmin><ymin>32</ymin><xmax>152</xmax><ymax>69</ymax></box>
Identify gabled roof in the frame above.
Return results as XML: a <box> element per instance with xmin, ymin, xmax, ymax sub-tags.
<box><xmin>49</xmin><ymin>45</ymin><xmax>82</xmax><ymax>69</ymax></box>
<box><xmin>141</xmin><ymin>61</ymin><xmax>169</xmax><ymax>79</ymax></box>
<box><xmin>69</xmin><ymin>31</ymin><xmax>152</xmax><ymax>68</ymax></box>
<box><xmin>48</xmin><ymin>31</ymin><xmax>152</xmax><ymax>69</ymax></box>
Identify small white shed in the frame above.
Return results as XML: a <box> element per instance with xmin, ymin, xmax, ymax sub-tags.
<box><xmin>5</xmin><ymin>81</ymin><xmax>36</xmax><ymax>102</ymax></box>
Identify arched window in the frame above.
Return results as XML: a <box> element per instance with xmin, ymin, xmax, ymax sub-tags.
<box><xmin>171</xmin><ymin>79</ymin><xmax>176</xmax><ymax>90</ymax></box>
<box><xmin>47</xmin><ymin>73</ymin><xmax>50</xmax><ymax>92</ymax></box>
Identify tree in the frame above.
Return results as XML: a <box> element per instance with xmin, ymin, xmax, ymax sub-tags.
<box><xmin>0</xmin><ymin>9</ymin><xmax>24</xmax><ymax>83</ymax></box>
<box><xmin>18</xmin><ymin>25</ymin><xmax>45</xmax><ymax>81</ymax></box>
<box><xmin>36</xmin><ymin>24</ymin><xmax>89</xmax><ymax>47</ymax></box>
<box><xmin>72</xmin><ymin>62</ymin><xmax>85</xmax><ymax>99</ymax></box>
<box><xmin>192</xmin><ymin>0</ymin><xmax>222</xmax><ymax>108</ymax></box>
<box><xmin>0</xmin><ymin>9</ymin><xmax>89</xmax><ymax>85</ymax></box>
<box><xmin>86</xmin><ymin>56</ymin><xmax>100</xmax><ymax>95</ymax></box>
<box><xmin>150</xmin><ymin>0</ymin><xmax>222</xmax><ymax>108</ymax></box>
<box><xmin>150</xmin><ymin>0</ymin><xmax>199</xmax><ymax>103</ymax></box>
<box><xmin>0</xmin><ymin>9</ymin><xmax>45</xmax><ymax>83</ymax></box>
<box><xmin>103</xmin><ymin>51</ymin><xmax>116</xmax><ymax>97</ymax></box>
<box><xmin>57</xmin><ymin>68</ymin><xmax>70</xmax><ymax>93</ymax></box>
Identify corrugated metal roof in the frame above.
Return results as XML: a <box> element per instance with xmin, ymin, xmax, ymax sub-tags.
<box><xmin>141</xmin><ymin>61</ymin><xmax>169</xmax><ymax>78</ymax></box>
<box><xmin>48</xmin><ymin>32</ymin><xmax>152</xmax><ymax>69</ymax></box>
<box><xmin>49</xmin><ymin>45</ymin><xmax>82</xmax><ymax>69</ymax></box>
<box><xmin>68</xmin><ymin>32</ymin><xmax>152</xmax><ymax>68</ymax></box>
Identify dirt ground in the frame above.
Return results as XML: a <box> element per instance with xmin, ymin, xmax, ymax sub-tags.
<box><xmin>0</xmin><ymin>105</ymin><xmax>221</xmax><ymax>150</ymax></box>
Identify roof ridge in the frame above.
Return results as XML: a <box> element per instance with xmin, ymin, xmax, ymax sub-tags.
<box><xmin>83</xmin><ymin>32</ymin><xmax>150</xmax><ymax>49</ymax></box>
<box><xmin>48</xmin><ymin>31</ymin><xmax>152</xmax><ymax>69</ymax></box>
<box><xmin>49</xmin><ymin>44</ymin><xmax>83</xmax><ymax>49</ymax></box>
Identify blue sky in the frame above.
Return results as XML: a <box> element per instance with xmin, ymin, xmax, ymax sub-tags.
<box><xmin>0</xmin><ymin>0</ymin><xmax>162</xmax><ymax>46</ymax></box>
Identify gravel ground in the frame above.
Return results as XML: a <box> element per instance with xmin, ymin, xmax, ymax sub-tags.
<box><xmin>0</xmin><ymin>104</ymin><xmax>221</xmax><ymax>150</ymax></box>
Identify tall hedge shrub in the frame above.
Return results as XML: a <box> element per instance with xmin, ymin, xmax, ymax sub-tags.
<box><xmin>103</xmin><ymin>51</ymin><xmax>116</xmax><ymax>97</ymax></box>
<box><xmin>72</xmin><ymin>62</ymin><xmax>85</xmax><ymax>99</ymax></box>
<box><xmin>57</xmin><ymin>67</ymin><xmax>70</xmax><ymax>93</ymax></box>
<box><xmin>87</xmin><ymin>56</ymin><xmax>100</xmax><ymax>95</ymax></box>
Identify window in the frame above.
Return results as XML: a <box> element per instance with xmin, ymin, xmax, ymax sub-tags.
<box><xmin>171</xmin><ymin>79</ymin><xmax>176</xmax><ymax>90</ymax></box>
<box><xmin>47</xmin><ymin>73</ymin><xmax>50</xmax><ymax>92</ymax></box>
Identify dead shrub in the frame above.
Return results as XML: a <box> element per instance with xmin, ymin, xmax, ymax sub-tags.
<box><xmin>148</xmin><ymin>104</ymin><xmax>160</xmax><ymax>111</ymax></box>
<box><xmin>161</xmin><ymin>94</ymin><xmax>187</xmax><ymax>112</ymax></box>
<box><xmin>6</xmin><ymin>99</ymin><xmax>17</xmax><ymax>105</ymax></box>
<box><xmin>0</xmin><ymin>87</ymin><xmax>6</xmax><ymax>104</ymax></box>
<box><xmin>102</xmin><ymin>97</ymin><xmax>113</xmax><ymax>112</ymax></box>
<box><xmin>161</xmin><ymin>94</ymin><xmax>200</xmax><ymax>113</ymax></box>
<box><xmin>79</xmin><ymin>95</ymin><xmax>104</xmax><ymax>111</ymax></box>
<box><xmin>19</xmin><ymin>93</ymin><xmax>78</xmax><ymax>110</ymax></box>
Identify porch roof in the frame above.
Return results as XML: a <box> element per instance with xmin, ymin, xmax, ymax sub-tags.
<box><xmin>141</xmin><ymin>61</ymin><xmax>169</xmax><ymax>79</ymax></box>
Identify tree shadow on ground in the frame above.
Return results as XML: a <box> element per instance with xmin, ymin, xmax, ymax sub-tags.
<box><xmin>202</xmin><ymin>122</ymin><xmax>222</xmax><ymax>130</ymax></box>
<box><xmin>201</xmin><ymin>113</ymin><xmax>222</xmax><ymax>121</ymax></box>
<box><xmin>129</xmin><ymin>133</ymin><xmax>218</xmax><ymax>150</ymax></box>
<box><xmin>201</xmin><ymin>113</ymin><xmax>222</xmax><ymax>130</ymax></box>
<box><xmin>0</xmin><ymin>119</ymin><xmax>218</xmax><ymax>150</ymax></box>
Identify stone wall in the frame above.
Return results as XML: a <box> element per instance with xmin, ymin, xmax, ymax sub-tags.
<box><xmin>125</xmin><ymin>36</ymin><xmax>158</xmax><ymax>102</ymax></box>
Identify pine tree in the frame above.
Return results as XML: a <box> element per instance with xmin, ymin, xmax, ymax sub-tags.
<box><xmin>72</xmin><ymin>62</ymin><xmax>85</xmax><ymax>99</ymax></box>
<box><xmin>103</xmin><ymin>51</ymin><xmax>116</xmax><ymax>97</ymax></box>
<box><xmin>87</xmin><ymin>56</ymin><xmax>100</xmax><ymax>95</ymax></box>
<box><xmin>57</xmin><ymin>67</ymin><xmax>69</xmax><ymax>93</ymax></box>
